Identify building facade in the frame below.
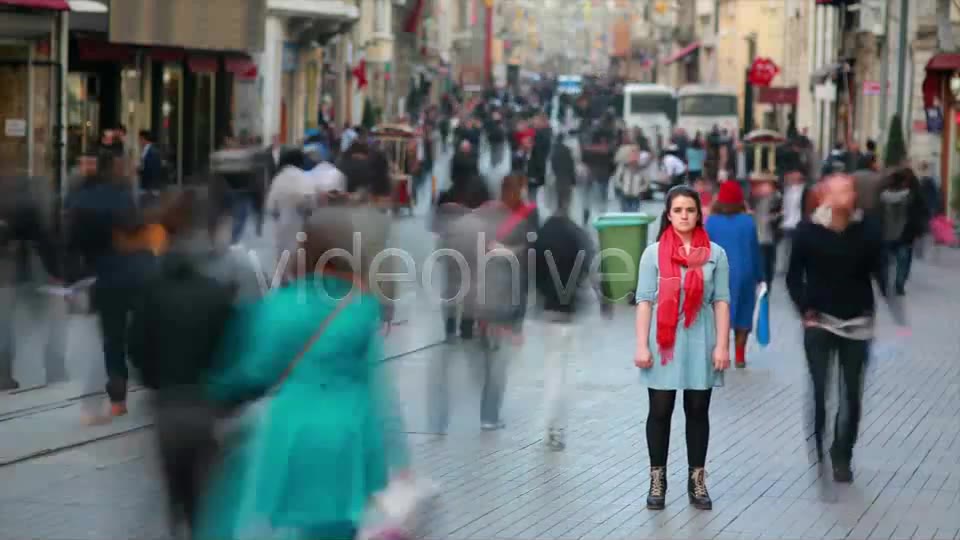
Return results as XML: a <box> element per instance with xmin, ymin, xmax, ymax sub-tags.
<box><xmin>0</xmin><ymin>0</ymin><xmax>274</xmax><ymax>188</ymax></box>
<box><xmin>0</xmin><ymin>0</ymin><xmax>69</xmax><ymax>188</ymax></box>
<box><xmin>257</xmin><ymin>0</ymin><xmax>358</xmax><ymax>145</ymax></box>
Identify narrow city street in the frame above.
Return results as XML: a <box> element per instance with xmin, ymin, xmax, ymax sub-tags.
<box><xmin>2</xmin><ymin>0</ymin><xmax>958</xmax><ymax>538</ymax></box>
<box><xmin>1</xmin><ymin>200</ymin><xmax>958</xmax><ymax>539</ymax></box>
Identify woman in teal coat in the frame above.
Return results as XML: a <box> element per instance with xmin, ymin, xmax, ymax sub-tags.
<box><xmin>194</xmin><ymin>220</ymin><xmax>409</xmax><ymax>540</ymax></box>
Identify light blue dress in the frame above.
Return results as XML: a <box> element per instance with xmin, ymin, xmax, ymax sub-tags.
<box><xmin>635</xmin><ymin>242</ymin><xmax>730</xmax><ymax>390</ymax></box>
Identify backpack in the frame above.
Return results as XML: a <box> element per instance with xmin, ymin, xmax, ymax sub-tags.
<box><xmin>438</xmin><ymin>204</ymin><xmax>520</xmax><ymax>323</ymax></box>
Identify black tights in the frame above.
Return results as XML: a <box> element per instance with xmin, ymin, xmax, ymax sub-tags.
<box><xmin>646</xmin><ymin>389</ymin><xmax>713</xmax><ymax>468</ymax></box>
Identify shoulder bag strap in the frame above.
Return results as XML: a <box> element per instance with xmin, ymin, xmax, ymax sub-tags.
<box><xmin>496</xmin><ymin>203</ymin><xmax>536</xmax><ymax>242</ymax></box>
<box><xmin>270</xmin><ymin>288</ymin><xmax>356</xmax><ymax>393</ymax></box>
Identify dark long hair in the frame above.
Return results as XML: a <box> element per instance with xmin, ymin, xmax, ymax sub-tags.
<box><xmin>656</xmin><ymin>186</ymin><xmax>704</xmax><ymax>240</ymax></box>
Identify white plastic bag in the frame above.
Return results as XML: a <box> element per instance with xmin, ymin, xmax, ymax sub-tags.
<box><xmin>357</xmin><ymin>476</ymin><xmax>438</xmax><ymax>540</ymax></box>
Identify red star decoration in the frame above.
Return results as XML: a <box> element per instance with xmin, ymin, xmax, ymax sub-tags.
<box><xmin>352</xmin><ymin>59</ymin><xmax>368</xmax><ymax>90</ymax></box>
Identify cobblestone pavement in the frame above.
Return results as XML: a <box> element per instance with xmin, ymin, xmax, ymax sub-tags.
<box><xmin>1</xmin><ymin>231</ymin><xmax>959</xmax><ymax>539</ymax></box>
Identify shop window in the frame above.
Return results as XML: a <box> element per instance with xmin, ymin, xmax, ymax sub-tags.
<box><xmin>161</xmin><ymin>66</ymin><xmax>183</xmax><ymax>185</ymax></box>
<box><xmin>0</xmin><ymin>62</ymin><xmax>29</xmax><ymax>176</ymax></box>
<box><xmin>66</xmin><ymin>73</ymin><xmax>101</xmax><ymax>168</ymax></box>
<box><xmin>192</xmin><ymin>72</ymin><xmax>215</xmax><ymax>175</ymax></box>
<box><xmin>0</xmin><ymin>43</ymin><xmax>55</xmax><ymax>179</ymax></box>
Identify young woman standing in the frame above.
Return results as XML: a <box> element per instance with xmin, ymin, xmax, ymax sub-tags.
<box><xmin>635</xmin><ymin>186</ymin><xmax>732</xmax><ymax>511</ymax></box>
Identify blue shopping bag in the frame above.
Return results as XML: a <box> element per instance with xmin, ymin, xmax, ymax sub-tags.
<box><xmin>753</xmin><ymin>283</ymin><xmax>770</xmax><ymax>347</ymax></box>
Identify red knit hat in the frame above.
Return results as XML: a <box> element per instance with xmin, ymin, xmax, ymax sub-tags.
<box><xmin>716</xmin><ymin>180</ymin><xmax>745</xmax><ymax>205</ymax></box>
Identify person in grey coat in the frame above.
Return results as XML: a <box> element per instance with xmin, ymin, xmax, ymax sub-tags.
<box><xmin>0</xmin><ymin>174</ymin><xmax>64</xmax><ymax>390</ymax></box>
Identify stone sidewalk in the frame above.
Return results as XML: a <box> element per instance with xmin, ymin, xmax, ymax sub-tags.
<box><xmin>0</xmin><ymin>243</ymin><xmax>958</xmax><ymax>539</ymax></box>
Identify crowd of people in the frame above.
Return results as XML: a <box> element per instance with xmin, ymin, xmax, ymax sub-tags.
<box><xmin>0</xmin><ymin>77</ymin><xmax>947</xmax><ymax>539</ymax></box>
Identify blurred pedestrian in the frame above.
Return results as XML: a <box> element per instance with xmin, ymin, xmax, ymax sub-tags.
<box><xmin>128</xmin><ymin>219</ymin><xmax>237</xmax><ymax>535</ymax></box>
<box><xmin>533</xmin><ymin>200</ymin><xmax>612</xmax><ymax>450</ymax></box>
<box><xmin>526</xmin><ymin>113</ymin><xmax>553</xmax><ymax>216</ymax></box>
<box><xmin>612</xmin><ymin>144</ymin><xmax>653</xmax><ymax>212</ymax></box>
<box><xmin>786</xmin><ymin>173</ymin><xmax>907</xmax><ymax>484</ymax></box>
<box><xmin>479</xmin><ymin>118</ymin><xmax>512</xmax><ymax>199</ymax></box>
<box><xmin>662</xmin><ymin>145</ymin><xmax>687</xmax><ymax>189</ymax></box>
<box><xmin>336</xmin><ymin>140</ymin><xmax>392</xmax><ymax>204</ymax></box>
<box><xmin>137</xmin><ymin>130</ymin><xmax>165</xmax><ymax>201</ymax></box>
<box><xmin>65</xmin><ymin>152</ymin><xmax>160</xmax><ymax>420</ymax></box>
<box><xmin>748</xmin><ymin>176</ymin><xmax>783</xmax><ymax>290</ymax></box>
<box><xmin>579</xmin><ymin>120</ymin><xmax>615</xmax><ymax>224</ymax></box>
<box><xmin>0</xmin><ymin>170</ymin><xmax>63</xmax><ymax>391</ymax></box>
<box><xmin>194</xmin><ymin>213</ymin><xmax>410</xmax><ymax>540</ymax></box>
<box><xmin>779</xmin><ymin>169</ymin><xmax>806</xmax><ymax>273</ymax></box>
<box><xmin>264</xmin><ymin>148</ymin><xmax>312</xmax><ymax>256</ymax></box>
<box><xmin>880</xmin><ymin>167</ymin><xmax>928</xmax><ymax>295</ymax></box>
<box><xmin>686</xmin><ymin>134</ymin><xmax>706</xmax><ymax>182</ymax></box>
<box><xmin>547</xmin><ymin>131</ymin><xmax>582</xmax><ymax>214</ymax></box>
<box><xmin>705</xmin><ymin>181</ymin><xmax>761</xmax><ymax>368</ymax></box>
<box><xmin>492</xmin><ymin>173</ymin><xmax>538</xmax><ymax>336</ymax></box>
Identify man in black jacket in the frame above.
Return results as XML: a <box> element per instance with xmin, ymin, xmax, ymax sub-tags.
<box><xmin>128</xmin><ymin>249</ymin><xmax>236</xmax><ymax>536</ymax></box>
<box><xmin>787</xmin><ymin>174</ymin><xmax>905</xmax><ymax>485</ymax></box>
<box><xmin>549</xmin><ymin>132</ymin><xmax>578</xmax><ymax>213</ymax></box>
<box><xmin>526</xmin><ymin>113</ymin><xmax>553</xmax><ymax>214</ymax></box>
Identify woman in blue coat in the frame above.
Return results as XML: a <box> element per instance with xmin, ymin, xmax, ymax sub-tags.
<box><xmin>706</xmin><ymin>180</ymin><xmax>762</xmax><ymax>368</ymax></box>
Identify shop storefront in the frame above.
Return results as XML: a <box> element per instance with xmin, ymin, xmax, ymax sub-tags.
<box><xmin>259</xmin><ymin>1</ymin><xmax>358</xmax><ymax>144</ymax></box>
<box><xmin>66</xmin><ymin>35</ymin><xmax>247</xmax><ymax>185</ymax></box>
<box><xmin>0</xmin><ymin>3</ymin><xmax>67</xmax><ymax>182</ymax></box>
<box><xmin>922</xmin><ymin>53</ymin><xmax>960</xmax><ymax>217</ymax></box>
<box><xmin>57</xmin><ymin>0</ymin><xmax>267</xmax><ymax>185</ymax></box>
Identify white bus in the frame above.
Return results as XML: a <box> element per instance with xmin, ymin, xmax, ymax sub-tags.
<box><xmin>676</xmin><ymin>85</ymin><xmax>740</xmax><ymax>139</ymax></box>
<box><xmin>623</xmin><ymin>83</ymin><xmax>676</xmax><ymax>153</ymax></box>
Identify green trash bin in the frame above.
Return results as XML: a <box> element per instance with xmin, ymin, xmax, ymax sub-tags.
<box><xmin>593</xmin><ymin>212</ymin><xmax>656</xmax><ymax>304</ymax></box>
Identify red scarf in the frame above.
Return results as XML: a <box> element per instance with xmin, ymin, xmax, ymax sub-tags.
<box><xmin>496</xmin><ymin>202</ymin><xmax>537</xmax><ymax>242</ymax></box>
<box><xmin>657</xmin><ymin>226</ymin><xmax>711</xmax><ymax>364</ymax></box>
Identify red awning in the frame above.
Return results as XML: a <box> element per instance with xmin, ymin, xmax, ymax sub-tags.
<box><xmin>661</xmin><ymin>41</ymin><xmax>700</xmax><ymax>65</ymax></box>
<box><xmin>187</xmin><ymin>55</ymin><xmax>218</xmax><ymax>73</ymax></box>
<box><xmin>225</xmin><ymin>56</ymin><xmax>258</xmax><ymax>79</ymax></box>
<box><xmin>77</xmin><ymin>38</ymin><xmax>135</xmax><ymax>63</ymax></box>
<box><xmin>922</xmin><ymin>53</ymin><xmax>960</xmax><ymax>108</ymax></box>
<box><xmin>926</xmin><ymin>53</ymin><xmax>960</xmax><ymax>72</ymax></box>
<box><xmin>148</xmin><ymin>48</ymin><xmax>185</xmax><ymax>62</ymax></box>
<box><xmin>0</xmin><ymin>0</ymin><xmax>69</xmax><ymax>10</ymax></box>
